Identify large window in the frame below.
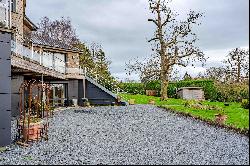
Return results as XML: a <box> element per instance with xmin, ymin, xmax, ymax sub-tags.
<box><xmin>0</xmin><ymin>0</ymin><xmax>7</xmax><ymax>27</ymax></box>
<box><xmin>42</xmin><ymin>51</ymin><xmax>66</xmax><ymax>73</ymax></box>
<box><xmin>11</xmin><ymin>0</ymin><xmax>16</xmax><ymax>12</ymax></box>
<box><xmin>49</xmin><ymin>84</ymin><xmax>66</xmax><ymax>107</ymax></box>
<box><xmin>54</xmin><ymin>53</ymin><xmax>66</xmax><ymax>73</ymax></box>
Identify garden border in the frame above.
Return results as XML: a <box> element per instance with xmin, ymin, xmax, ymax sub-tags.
<box><xmin>158</xmin><ymin>106</ymin><xmax>249</xmax><ymax>137</ymax></box>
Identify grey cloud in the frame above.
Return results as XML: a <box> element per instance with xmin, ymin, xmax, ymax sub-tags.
<box><xmin>26</xmin><ymin>0</ymin><xmax>249</xmax><ymax>81</ymax></box>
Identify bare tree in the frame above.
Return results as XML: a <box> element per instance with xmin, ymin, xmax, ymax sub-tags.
<box><xmin>127</xmin><ymin>0</ymin><xmax>206</xmax><ymax>100</ymax></box>
<box><xmin>205</xmin><ymin>67</ymin><xmax>228</xmax><ymax>82</ymax></box>
<box><xmin>35</xmin><ymin>17</ymin><xmax>80</xmax><ymax>47</ymax></box>
<box><xmin>224</xmin><ymin>48</ymin><xmax>249</xmax><ymax>83</ymax></box>
<box><xmin>183</xmin><ymin>72</ymin><xmax>192</xmax><ymax>81</ymax></box>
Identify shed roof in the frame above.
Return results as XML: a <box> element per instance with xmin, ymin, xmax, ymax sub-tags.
<box><xmin>177</xmin><ymin>87</ymin><xmax>203</xmax><ymax>91</ymax></box>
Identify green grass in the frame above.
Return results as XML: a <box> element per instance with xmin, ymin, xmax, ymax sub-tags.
<box><xmin>119</xmin><ymin>94</ymin><xmax>249</xmax><ymax>131</ymax></box>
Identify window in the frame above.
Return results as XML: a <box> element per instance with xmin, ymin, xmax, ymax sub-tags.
<box><xmin>11</xmin><ymin>0</ymin><xmax>16</xmax><ymax>12</ymax></box>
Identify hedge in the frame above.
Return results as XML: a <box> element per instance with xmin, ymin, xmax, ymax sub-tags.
<box><xmin>119</xmin><ymin>79</ymin><xmax>249</xmax><ymax>102</ymax></box>
<box><xmin>118</xmin><ymin>83</ymin><xmax>145</xmax><ymax>95</ymax></box>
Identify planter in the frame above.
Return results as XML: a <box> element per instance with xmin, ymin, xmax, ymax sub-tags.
<box><xmin>146</xmin><ymin>90</ymin><xmax>157</xmax><ymax>96</ymax></box>
<box><xmin>84</xmin><ymin>101</ymin><xmax>91</xmax><ymax>107</ymax></box>
<box><xmin>215</xmin><ymin>114</ymin><xmax>228</xmax><ymax>124</ymax></box>
<box><xmin>129</xmin><ymin>99</ymin><xmax>135</xmax><ymax>105</ymax></box>
<box><xmin>72</xmin><ymin>99</ymin><xmax>78</xmax><ymax>107</ymax></box>
<box><xmin>21</xmin><ymin>121</ymin><xmax>43</xmax><ymax>141</ymax></box>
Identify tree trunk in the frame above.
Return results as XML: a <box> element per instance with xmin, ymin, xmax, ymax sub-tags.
<box><xmin>237</xmin><ymin>54</ymin><xmax>241</xmax><ymax>83</ymax></box>
<box><xmin>160</xmin><ymin>70</ymin><xmax>169</xmax><ymax>101</ymax></box>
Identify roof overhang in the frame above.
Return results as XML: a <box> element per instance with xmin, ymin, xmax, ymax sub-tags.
<box><xmin>32</xmin><ymin>43</ymin><xmax>83</xmax><ymax>54</ymax></box>
<box><xmin>24</xmin><ymin>15</ymin><xmax>38</xmax><ymax>31</ymax></box>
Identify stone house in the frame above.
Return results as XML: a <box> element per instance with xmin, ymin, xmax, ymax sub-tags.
<box><xmin>0</xmin><ymin>0</ymin><xmax>122</xmax><ymax>146</ymax></box>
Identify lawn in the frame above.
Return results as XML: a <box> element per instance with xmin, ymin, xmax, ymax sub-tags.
<box><xmin>119</xmin><ymin>94</ymin><xmax>249</xmax><ymax>131</ymax></box>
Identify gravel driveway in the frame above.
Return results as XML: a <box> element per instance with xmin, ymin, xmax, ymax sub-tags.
<box><xmin>0</xmin><ymin>105</ymin><xmax>249</xmax><ymax>165</ymax></box>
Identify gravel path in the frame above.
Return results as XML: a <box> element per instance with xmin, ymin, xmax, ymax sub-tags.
<box><xmin>0</xmin><ymin>105</ymin><xmax>249</xmax><ymax>165</ymax></box>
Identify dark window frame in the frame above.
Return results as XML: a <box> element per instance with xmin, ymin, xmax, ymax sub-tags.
<box><xmin>11</xmin><ymin>0</ymin><xmax>16</xmax><ymax>13</ymax></box>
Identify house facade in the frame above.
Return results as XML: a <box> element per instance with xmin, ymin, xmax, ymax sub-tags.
<box><xmin>0</xmin><ymin>0</ymin><xmax>120</xmax><ymax>147</ymax></box>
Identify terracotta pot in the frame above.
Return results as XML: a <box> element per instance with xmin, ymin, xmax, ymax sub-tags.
<box><xmin>215</xmin><ymin>114</ymin><xmax>228</xmax><ymax>124</ymax></box>
<box><xmin>22</xmin><ymin>121</ymin><xmax>43</xmax><ymax>141</ymax></box>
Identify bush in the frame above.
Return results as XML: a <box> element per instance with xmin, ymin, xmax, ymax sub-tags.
<box><xmin>118</xmin><ymin>83</ymin><xmax>145</xmax><ymax>95</ymax></box>
<box><xmin>184</xmin><ymin>100</ymin><xmax>223</xmax><ymax>111</ymax></box>
<box><xmin>241</xmin><ymin>99</ymin><xmax>249</xmax><ymax>109</ymax></box>
<box><xmin>215</xmin><ymin>82</ymin><xmax>249</xmax><ymax>102</ymax></box>
<box><xmin>119</xmin><ymin>79</ymin><xmax>249</xmax><ymax>103</ymax></box>
<box><xmin>145</xmin><ymin>79</ymin><xmax>217</xmax><ymax>100</ymax></box>
<box><xmin>145</xmin><ymin>80</ymin><xmax>161</xmax><ymax>90</ymax></box>
<box><xmin>145</xmin><ymin>80</ymin><xmax>161</xmax><ymax>96</ymax></box>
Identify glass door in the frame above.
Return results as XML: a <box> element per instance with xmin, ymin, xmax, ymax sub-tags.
<box><xmin>49</xmin><ymin>84</ymin><xmax>66</xmax><ymax>107</ymax></box>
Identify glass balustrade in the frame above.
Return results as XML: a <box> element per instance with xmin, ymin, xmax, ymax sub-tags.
<box><xmin>11</xmin><ymin>40</ymin><xmax>67</xmax><ymax>74</ymax></box>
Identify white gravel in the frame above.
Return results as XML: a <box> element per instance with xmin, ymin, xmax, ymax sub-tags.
<box><xmin>0</xmin><ymin>105</ymin><xmax>249</xmax><ymax>165</ymax></box>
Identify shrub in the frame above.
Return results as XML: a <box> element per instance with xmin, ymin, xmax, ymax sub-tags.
<box><xmin>215</xmin><ymin>82</ymin><xmax>249</xmax><ymax>102</ymax></box>
<box><xmin>145</xmin><ymin>80</ymin><xmax>161</xmax><ymax>96</ymax></box>
<box><xmin>241</xmin><ymin>99</ymin><xmax>249</xmax><ymax>109</ymax></box>
<box><xmin>119</xmin><ymin>79</ymin><xmax>249</xmax><ymax>103</ymax></box>
<box><xmin>118</xmin><ymin>83</ymin><xmax>145</xmax><ymax>95</ymax></box>
<box><xmin>145</xmin><ymin>79</ymin><xmax>217</xmax><ymax>100</ymax></box>
<box><xmin>184</xmin><ymin>100</ymin><xmax>198</xmax><ymax>108</ymax></box>
<box><xmin>145</xmin><ymin>80</ymin><xmax>161</xmax><ymax>90</ymax></box>
<box><xmin>184</xmin><ymin>100</ymin><xmax>223</xmax><ymax>111</ymax></box>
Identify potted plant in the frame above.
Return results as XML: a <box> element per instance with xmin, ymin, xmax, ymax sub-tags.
<box><xmin>20</xmin><ymin>117</ymin><xmax>44</xmax><ymax>141</ymax></box>
<box><xmin>215</xmin><ymin>110</ymin><xmax>227</xmax><ymax>124</ymax></box>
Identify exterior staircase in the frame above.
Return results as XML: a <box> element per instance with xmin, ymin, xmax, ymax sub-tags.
<box><xmin>84</xmin><ymin>76</ymin><xmax>127</xmax><ymax>106</ymax></box>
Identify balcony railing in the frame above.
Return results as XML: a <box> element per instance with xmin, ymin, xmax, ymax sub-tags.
<box><xmin>11</xmin><ymin>40</ymin><xmax>66</xmax><ymax>74</ymax></box>
<box><xmin>66</xmin><ymin>67</ymin><xmax>85</xmax><ymax>76</ymax></box>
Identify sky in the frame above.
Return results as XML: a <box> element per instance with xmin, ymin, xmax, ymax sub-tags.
<box><xmin>26</xmin><ymin>0</ymin><xmax>249</xmax><ymax>82</ymax></box>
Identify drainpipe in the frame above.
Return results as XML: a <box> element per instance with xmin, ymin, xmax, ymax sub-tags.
<box><xmin>9</xmin><ymin>0</ymin><xmax>11</xmax><ymax>29</ymax></box>
<box><xmin>83</xmin><ymin>67</ymin><xmax>86</xmax><ymax>99</ymax></box>
<box><xmin>31</xmin><ymin>43</ymin><xmax>34</xmax><ymax>60</ymax></box>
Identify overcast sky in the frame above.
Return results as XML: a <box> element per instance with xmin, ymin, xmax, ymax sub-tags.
<box><xmin>26</xmin><ymin>0</ymin><xmax>249</xmax><ymax>81</ymax></box>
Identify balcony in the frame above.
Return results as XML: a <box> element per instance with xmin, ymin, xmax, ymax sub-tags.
<box><xmin>65</xmin><ymin>66</ymin><xmax>85</xmax><ymax>79</ymax></box>
<box><xmin>10</xmin><ymin>40</ymin><xmax>89</xmax><ymax>80</ymax></box>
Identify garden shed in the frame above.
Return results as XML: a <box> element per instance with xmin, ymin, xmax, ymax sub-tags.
<box><xmin>177</xmin><ymin>87</ymin><xmax>205</xmax><ymax>101</ymax></box>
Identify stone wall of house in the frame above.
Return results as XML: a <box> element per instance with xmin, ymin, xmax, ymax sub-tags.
<box><xmin>23</xmin><ymin>23</ymin><xmax>32</xmax><ymax>41</ymax></box>
<box><xmin>67</xmin><ymin>52</ymin><xmax>80</xmax><ymax>68</ymax></box>
<box><xmin>11</xmin><ymin>0</ymin><xmax>24</xmax><ymax>42</ymax></box>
